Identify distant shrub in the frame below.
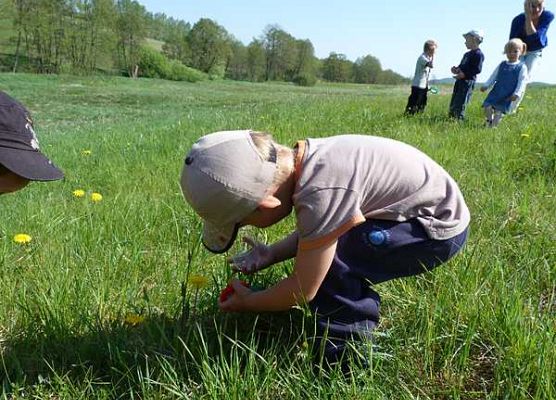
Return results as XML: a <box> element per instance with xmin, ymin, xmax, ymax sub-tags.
<box><xmin>166</xmin><ymin>59</ymin><xmax>206</xmax><ymax>82</ymax></box>
<box><xmin>292</xmin><ymin>73</ymin><xmax>317</xmax><ymax>87</ymax></box>
<box><xmin>138</xmin><ymin>47</ymin><xmax>206</xmax><ymax>82</ymax></box>
<box><xmin>137</xmin><ymin>47</ymin><xmax>167</xmax><ymax>78</ymax></box>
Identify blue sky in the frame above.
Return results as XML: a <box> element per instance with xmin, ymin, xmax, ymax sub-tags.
<box><xmin>137</xmin><ymin>0</ymin><xmax>555</xmax><ymax>84</ymax></box>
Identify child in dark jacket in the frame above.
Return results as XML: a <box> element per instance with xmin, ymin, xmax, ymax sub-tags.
<box><xmin>449</xmin><ymin>29</ymin><xmax>485</xmax><ymax>120</ymax></box>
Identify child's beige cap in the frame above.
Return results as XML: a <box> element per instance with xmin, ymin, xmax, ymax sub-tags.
<box><xmin>180</xmin><ymin>130</ymin><xmax>277</xmax><ymax>253</ymax></box>
<box><xmin>463</xmin><ymin>29</ymin><xmax>484</xmax><ymax>42</ymax></box>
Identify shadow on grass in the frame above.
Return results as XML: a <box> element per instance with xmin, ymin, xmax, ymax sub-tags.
<box><xmin>0</xmin><ymin>306</ymin><xmax>308</xmax><ymax>395</ymax></box>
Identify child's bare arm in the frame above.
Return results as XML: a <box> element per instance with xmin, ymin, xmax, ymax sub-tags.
<box><xmin>229</xmin><ymin>231</ymin><xmax>298</xmax><ymax>274</ymax></box>
<box><xmin>220</xmin><ymin>240</ymin><xmax>337</xmax><ymax>312</ymax></box>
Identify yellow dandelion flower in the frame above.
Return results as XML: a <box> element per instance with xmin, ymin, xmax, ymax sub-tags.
<box><xmin>13</xmin><ymin>233</ymin><xmax>32</xmax><ymax>244</ymax></box>
<box><xmin>188</xmin><ymin>274</ymin><xmax>209</xmax><ymax>289</ymax></box>
<box><xmin>73</xmin><ymin>189</ymin><xmax>85</xmax><ymax>198</ymax></box>
<box><xmin>124</xmin><ymin>314</ymin><xmax>145</xmax><ymax>326</ymax></box>
<box><xmin>90</xmin><ymin>192</ymin><xmax>103</xmax><ymax>202</ymax></box>
<box><xmin>81</xmin><ymin>149</ymin><xmax>92</xmax><ymax>156</ymax></box>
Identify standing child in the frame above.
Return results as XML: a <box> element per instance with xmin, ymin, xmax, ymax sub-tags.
<box><xmin>480</xmin><ymin>39</ymin><xmax>528</xmax><ymax>127</ymax></box>
<box><xmin>405</xmin><ymin>40</ymin><xmax>437</xmax><ymax>115</ymax></box>
<box><xmin>0</xmin><ymin>90</ymin><xmax>63</xmax><ymax>195</ymax></box>
<box><xmin>449</xmin><ymin>29</ymin><xmax>485</xmax><ymax>120</ymax></box>
<box><xmin>180</xmin><ymin>130</ymin><xmax>470</xmax><ymax>369</ymax></box>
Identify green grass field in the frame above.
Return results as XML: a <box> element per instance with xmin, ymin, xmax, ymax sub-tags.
<box><xmin>0</xmin><ymin>73</ymin><xmax>555</xmax><ymax>399</ymax></box>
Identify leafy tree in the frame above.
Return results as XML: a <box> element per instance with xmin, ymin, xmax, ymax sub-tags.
<box><xmin>161</xmin><ymin>19</ymin><xmax>190</xmax><ymax>64</ymax></box>
<box><xmin>291</xmin><ymin>39</ymin><xmax>317</xmax><ymax>84</ymax></box>
<box><xmin>13</xmin><ymin>0</ymin><xmax>69</xmax><ymax>73</ymax></box>
<box><xmin>246</xmin><ymin>39</ymin><xmax>265</xmax><ymax>82</ymax></box>
<box><xmin>115</xmin><ymin>0</ymin><xmax>147</xmax><ymax>77</ymax></box>
<box><xmin>262</xmin><ymin>25</ymin><xmax>297</xmax><ymax>81</ymax></box>
<box><xmin>354</xmin><ymin>54</ymin><xmax>381</xmax><ymax>84</ymax></box>
<box><xmin>379</xmin><ymin>69</ymin><xmax>408</xmax><ymax>84</ymax></box>
<box><xmin>187</xmin><ymin>18</ymin><xmax>231</xmax><ymax>76</ymax></box>
<box><xmin>225</xmin><ymin>38</ymin><xmax>248</xmax><ymax>80</ymax></box>
<box><xmin>321</xmin><ymin>52</ymin><xmax>353</xmax><ymax>82</ymax></box>
<box><xmin>146</xmin><ymin>12</ymin><xmax>169</xmax><ymax>41</ymax></box>
<box><xmin>64</xmin><ymin>0</ymin><xmax>116</xmax><ymax>73</ymax></box>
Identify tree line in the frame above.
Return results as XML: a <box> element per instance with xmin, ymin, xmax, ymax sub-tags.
<box><xmin>0</xmin><ymin>0</ymin><xmax>408</xmax><ymax>85</ymax></box>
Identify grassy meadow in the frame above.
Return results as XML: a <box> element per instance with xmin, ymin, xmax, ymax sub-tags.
<box><xmin>0</xmin><ymin>73</ymin><xmax>555</xmax><ymax>399</ymax></box>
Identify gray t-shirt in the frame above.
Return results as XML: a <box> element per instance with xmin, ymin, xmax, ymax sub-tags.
<box><xmin>293</xmin><ymin>135</ymin><xmax>470</xmax><ymax>250</ymax></box>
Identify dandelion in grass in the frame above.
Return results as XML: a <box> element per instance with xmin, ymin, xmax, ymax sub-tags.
<box><xmin>81</xmin><ymin>149</ymin><xmax>92</xmax><ymax>156</ymax></box>
<box><xmin>124</xmin><ymin>313</ymin><xmax>145</xmax><ymax>326</ymax></box>
<box><xmin>90</xmin><ymin>192</ymin><xmax>103</xmax><ymax>202</ymax></box>
<box><xmin>72</xmin><ymin>189</ymin><xmax>85</xmax><ymax>198</ymax></box>
<box><xmin>188</xmin><ymin>274</ymin><xmax>209</xmax><ymax>318</ymax></box>
<box><xmin>188</xmin><ymin>274</ymin><xmax>209</xmax><ymax>290</ymax></box>
<box><xmin>13</xmin><ymin>233</ymin><xmax>32</xmax><ymax>244</ymax></box>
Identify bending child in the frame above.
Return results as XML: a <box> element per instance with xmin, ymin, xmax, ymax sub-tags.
<box><xmin>180</xmin><ymin>130</ymin><xmax>470</xmax><ymax>369</ymax></box>
<box><xmin>405</xmin><ymin>39</ymin><xmax>437</xmax><ymax>115</ymax></box>
<box><xmin>480</xmin><ymin>39</ymin><xmax>528</xmax><ymax>128</ymax></box>
<box><xmin>0</xmin><ymin>91</ymin><xmax>63</xmax><ymax>195</ymax></box>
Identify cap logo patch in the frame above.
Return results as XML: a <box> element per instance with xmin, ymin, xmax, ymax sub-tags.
<box><xmin>25</xmin><ymin>122</ymin><xmax>40</xmax><ymax>150</ymax></box>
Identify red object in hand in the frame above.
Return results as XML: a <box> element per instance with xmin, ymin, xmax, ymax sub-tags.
<box><xmin>219</xmin><ymin>280</ymin><xmax>250</xmax><ymax>302</ymax></box>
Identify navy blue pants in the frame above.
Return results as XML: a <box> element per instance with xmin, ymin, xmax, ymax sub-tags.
<box><xmin>309</xmin><ymin>219</ymin><xmax>469</xmax><ymax>363</ymax></box>
<box><xmin>449</xmin><ymin>79</ymin><xmax>475</xmax><ymax>120</ymax></box>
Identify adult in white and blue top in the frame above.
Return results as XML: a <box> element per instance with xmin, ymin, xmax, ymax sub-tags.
<box><xmin>509</xmin><ymin>0</ymin><xmax>553</xmax><ymax>110</ymax></box>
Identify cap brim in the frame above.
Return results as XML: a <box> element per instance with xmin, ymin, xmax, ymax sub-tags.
<box><xmin>202</xmin><ymin>221</ymin><xmax>239</xmax><ymax>254</ymax></box>
<box><xmin>0</xmin><ymin>147</ymin><xmax>63</xmax><ymax>181</ymax></box>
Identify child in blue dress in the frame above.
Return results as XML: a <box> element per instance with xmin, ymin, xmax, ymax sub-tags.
<box><xmin>480</xmin><ymin>39</ymin><xmax>528</xmax><ymax>127</ymax></box>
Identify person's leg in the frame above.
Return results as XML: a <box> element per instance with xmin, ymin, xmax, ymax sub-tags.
<box><xmin>492</xmin><ymin>110</ymin><xmax>503</xmax><ymax>127</ymax></box>
<box><xmin>484</xmin><ymin>106</ymin><xmax>494</xmax><ymax>127</ymax></box>
<box><xmin>405</xmin><ymin>86</ymin><xmax>420</xmax><ymax>115</ymax></box>
<box><xmin>459</xmin><ymin>80</ymin><xmax>475</xmax><ymax>120</ymax></box>
<box><xmin>449</xmin><ymin>81</ymin><xmax>463</xmax><ymax>118</ymax></box>
<box><xmin>310</xmin><ymin>254</ymin><xmax>380</xmax><ymax>368</ymax></box>
<box><xmin>309</xmin><ymin>219</ymin><xmax>469</xmax><ymax>368</ymax></box>
<box><xmin>449</xmin><ymin>80</ymin><xmax>472</xmax><ymax>119</ymax></box>
<box><xmin>417</xmin><ymin>88</ymin><xmax>428</xmax><ymax>113</ymax></box>
<box><xmin>340</xmin><ymin>219</ymin><xmax>469</xmax><ymax>285</ymax></box>
<box><xmin>509</xmin><ymin>50</ymin><xmax>541</xmax><ymax>113</ymax></box>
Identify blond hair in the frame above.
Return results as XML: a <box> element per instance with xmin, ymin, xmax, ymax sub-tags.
<box><xmin>525</xmin><ymin>0</ymin><xmax>544</xmax><ymax>7</ymax></box>
<box><xmin>504</xmin><ymin>38</ymin><xmax>527</xmax><ymax>56</ymax></box>
<box><xmin>250</xmin><ymin>131</ymin><xmax>294</xmax><ymax>187</ymax></box>
<box><xmin>423</xmin><ymin>40</ymin><xmax>437</xmax><ymax>52</ymax></box>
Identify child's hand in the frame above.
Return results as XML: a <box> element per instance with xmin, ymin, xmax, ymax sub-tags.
<box><xmin>219</xmin><ymin>280</ymin><xmax>249</xmax><ymax>302</ymax></box>
<box><xmin>451</xmin><ymin>66</ymin><xmax>459</xmax><ymax>74</ymax></box>
<box><xmin>218</xmin><ymin>279</ymin><xmax>253</xmax><ymax>312</ymax></box>
<box><xmin>454</xmin><ymin>72</ymin><xmax>465</xmax><ymax>80</ymax></box>
<box><xmin>228</xmin><ymin>236</ymin><xmax>273</xmax><ymax>274</ymax></box>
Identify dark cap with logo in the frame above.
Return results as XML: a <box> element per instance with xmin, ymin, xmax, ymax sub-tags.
<box><xmin>0</xmin><ymin>90</ymin><xmax>63</xmax><ymax>181</ymax></box>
